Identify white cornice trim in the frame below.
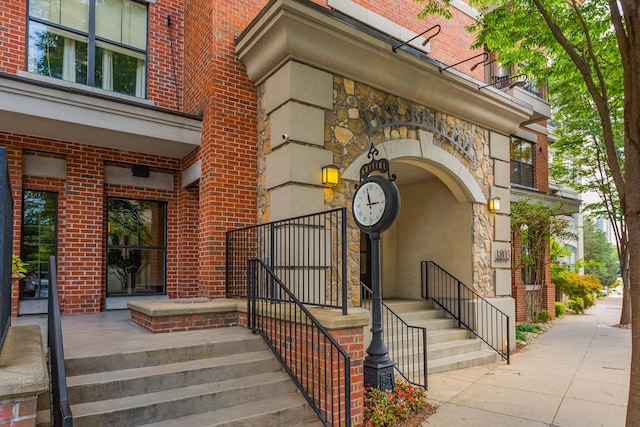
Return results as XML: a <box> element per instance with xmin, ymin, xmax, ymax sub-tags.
<box><xmin>236</xmin><ymin>0</ymin><xmax>534</xmax><ymax>135</ymax></box>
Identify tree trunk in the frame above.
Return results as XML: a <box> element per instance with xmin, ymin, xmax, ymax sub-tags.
<box><xmin>620</xmin><ymin>260</ymin><xmax>632</xmax><ymax>325</ymax></box>
<box><xmin>623</xmin><ymin>0</ymin><xmax>640</xmax><ymax>416</ymax></box>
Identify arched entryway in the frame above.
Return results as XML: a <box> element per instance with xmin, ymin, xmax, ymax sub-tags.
<box><xmin>343</xmin><ymin>133</ymin><xmax>487</xmax><ymax>299</ymax></box>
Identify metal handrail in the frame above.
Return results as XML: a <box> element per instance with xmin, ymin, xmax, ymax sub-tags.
<box><xmin>226</xmin><ymin>208</ymin><xmax>348</xmax><ymax>314</ymax></box>
<box><xmin>248</xmin><ymin>259</ymin><xmax>351</xmax><ymax>426</ymax></box>
<box><xmin>360</xmin><ymin>283</ymin><xmax>427</xmax><ymax>389</ymax></box>
<box><xmin>422</xmin><ymin>261</ymin><xmax>510</xmax><ymax>363</ymax></box>
<box><xmin>0</xmin><ymin>147</ymin><xmax>12</xmax><ymax>351</ymax></box>
<box><xmin>48</xmin><ymin>256</ymin><xmax>73</xmax><ymax>426</ymax></box>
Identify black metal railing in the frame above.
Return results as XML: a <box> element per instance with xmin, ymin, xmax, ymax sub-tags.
<box><xmin>227</xmin><ymin>208</ymin><xmax>348</xmax><ymax>314</ymax></box>
<box><xmin>0</xmin><ymin>147</ymin><xmax>12</xmax><ymax>351</ymax></box>
<box><xmin>422</xmin><ymin>261</ymin><xmax>510</xmax><ymax>364</ymax></box>
<box><xmin>48</xmin><ymin>256</ymin><xmax>73</xmax><ymax>426</ymax></box>
<box><xmin>360</xmin><ymin>284</ymin><xmax>427</xmax><ymax>389</ymax></box>
<box><xmin>248</xmin><ymin>259</ymin><xmax>351</xmax><ymax>427</ymax></box>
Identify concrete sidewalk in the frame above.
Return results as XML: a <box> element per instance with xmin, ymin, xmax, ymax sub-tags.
<box><xmin>423</xmin><ymin>296</ymin><xmax>631</xmax><ymax>427</ymax></box>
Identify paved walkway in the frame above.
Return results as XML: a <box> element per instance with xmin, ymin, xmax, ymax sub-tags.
<box><xmin>423</xmin><ymin>295</ymin><xmax>631</xmax><ymax>427</ymax></box>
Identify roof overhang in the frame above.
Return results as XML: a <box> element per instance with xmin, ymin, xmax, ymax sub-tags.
<box><xmin>236</xmin><ymin>0</ymin><xmax>538</xmax><ymax>135</ymax></box>
<box><xmin>511</xmin><ymin>185</ymin><xmax>582</xmax><ymax>215</ymax></box>
<box><xmin>0</xmin><ymin>73</ymin><xmax>202</xmax><ymax>159</ymax></box>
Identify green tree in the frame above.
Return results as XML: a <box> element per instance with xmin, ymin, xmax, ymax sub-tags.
<box><xmin>583</xmin><ymin>217</ymin><xmax>620</xmax><ymax>288</ymax></box>
<box><xmin>511</xmin><ymin>199</ymin><xmax>575</xmax><ymax>321</ymax></box>
<box><xmin>415</xmin><ymin>0</ymin><xmax>640</xmax><ymax>420</ymax></box>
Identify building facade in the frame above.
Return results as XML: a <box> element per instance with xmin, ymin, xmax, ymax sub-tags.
<box><xmin>1</xmin><ymin>0</ymin><xmax>560</xmax><ymax>348</ymax></box>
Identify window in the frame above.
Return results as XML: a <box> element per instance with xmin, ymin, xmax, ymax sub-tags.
<box><xmin>107</xmin><ymin>198</ymin><xmax>166</xmax><ymax>296</ymax></box>
<box><xmin>27</xmin><ymin>0</ymin><xmax>148</xmax><ymax>97</ymax></box>
<box><xmin>20</xmin><ymin>190</ymin><xmax>57</xmax><ymax>300</ymax></box>
<box><xmin>511</xmin><ymin>137</ymin><xmax>534</xmax><ymax>187</ymax></box>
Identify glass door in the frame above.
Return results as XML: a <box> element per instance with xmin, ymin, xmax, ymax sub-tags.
<box><xmin>106</xmin><ymin>198</ymin><xmax>166</xmax><ymax>296</ymax></box>
<box><xmin>20</xmin><ymin>190</ymin><xmax>57</xmax><ymax>300</ymax></box>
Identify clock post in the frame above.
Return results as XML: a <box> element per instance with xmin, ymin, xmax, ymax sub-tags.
<box><xmin>352</xmin><ymin>144</ymin><xmax>400</xmax><ymax>390</ymax></box>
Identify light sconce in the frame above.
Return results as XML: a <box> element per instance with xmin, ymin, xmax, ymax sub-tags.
<box><xmin>322</xmin><ymin>165</ymin><xmax>339</xmax><ymax>186</ymax></box>
<box><xmin>488</xmin><ymin>197</ymin><xmax>501</xmax><ymax>213</ymax></box>
<box><xmin>131</xmin><ymin>164</ymin><xmax>150</xmax><ymax>178</ymax></box>
<box><xmin>392</xmin><ymin>24</ymin><xmax>441</xmax><ymax>52</ymax></box>
<box><xmin>439</xmin><ymin>52</ymin><xmax>489</xmax><ymax>73</ymax></box>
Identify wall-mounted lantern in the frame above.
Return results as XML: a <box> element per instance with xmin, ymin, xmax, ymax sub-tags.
<box><xmin>322</xmin><ymin>165</ymin><xmax>339</xmax><ymax>186</ymax></box>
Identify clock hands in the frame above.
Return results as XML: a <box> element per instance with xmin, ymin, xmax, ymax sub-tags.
<box><xmin>366</xmin><ymin>188</ymin><xmax>380</xmax><ymax>208</ymax></box>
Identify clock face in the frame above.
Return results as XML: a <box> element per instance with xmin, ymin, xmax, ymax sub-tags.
<box><xmin>353</xmin><ymin>181</ymin><xmax>387</xmax><ymax>227</ymax></box>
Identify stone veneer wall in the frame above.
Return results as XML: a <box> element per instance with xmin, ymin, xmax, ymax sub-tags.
<box><xmin>324</xmin><ymin>75</ymin><xmax>496</xmax><ymax>297</ymax></box>
<box><xmin>256</xmin><ymin>71</ymin><xmax>503</xmax><ymax>301</ymax></box>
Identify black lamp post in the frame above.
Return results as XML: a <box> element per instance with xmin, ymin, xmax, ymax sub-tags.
<box><xmin>363</xmin><ymin>231</ymin><xmax>395</xmax><ymax>390</ymax></box>
<box><xmin>351</xmin><ymin>144</ymin><xmax>400</xmax><ymax>390</ymax></box>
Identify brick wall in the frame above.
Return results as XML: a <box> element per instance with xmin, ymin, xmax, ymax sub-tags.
<box><xmin>0</xmin><ymin>0</ymin><xmax>185</xmax><ymax>111</ymax></box>
<box><xmin>1</xmin><ymin>132</ymin><xmax>184</xmax><ymax>314</ymax></box>
<box><xmin>0</xmin><ymin>397</ymin><xmax>38</xmax><ymax>427</ymax></box>
<box><xmin>184</xmin><ymin>1</ymin><xmax>261</xmax><ymax>299</ymax></box>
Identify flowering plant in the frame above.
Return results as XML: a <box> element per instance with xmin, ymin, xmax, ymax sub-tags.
<box><xmin>363</xmin><ymin>380</ymin><xmax>428</xmax><ymax>427</ymax></box>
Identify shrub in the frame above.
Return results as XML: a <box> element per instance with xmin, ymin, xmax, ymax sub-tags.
<box><xmin>516</xmin><ymin>323</ymin><xmax>542</xmax><ymax>342</ymax></box>
<box><xmin>538</xmin><ymin>310</ymin><xmax>551</xmax><ymax>323</ymax></box>
<box><xmin>555</xmin><ymin>301</ymin><xmax>566</xmax><ymax>317</ymax></box>
<box><xmin>363</xmin><ymin>380</ymin><xmax>427</xmax><ymax>426</ymax></box>
<box><xmin>567</xmin><ymin>298</ymin><xmax>586</xmax><ymax>314</ymax></box>
<box><xmin>554</xmin><ymin>272</ymin><xmax>601</xmax><ymax>313</ymax></box>
<box><xmin>516</xmin><ymin>323</ymin><xmax>542</xmax><ymax>334</ymax></box>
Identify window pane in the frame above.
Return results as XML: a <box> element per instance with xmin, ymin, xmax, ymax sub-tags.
<box><xmin>522</xmin><ymin>164</ymin><xmax>534</xmax><ymax>187</ymax></box>
<box><xmin>20</xmin><ymin>190</ymin><xmax>57</xmax><ymax>300</ymax></box>
<box><xmin>28</xmin><ymin>22</ymin><xmax>88</xmax><ymax>83</ymax></box>
<box><xmin>95</xmin><ymin>45</ymin><xmax>144</xmax><ymax>96</ymax></box>
<box><xmin>107</xmin><ymin>198</ymin><xmax>166</xmax><ymax>297</ymax></box>
<box><xmin>520</xmin><ymin>142</ymin><xmax>533</xmax><ymax>164</ymax></box>
<box><xmin>96</xmin><ymin>0</ymin><xmax>147</xmax><ymax>50</ymax></box>
<box><xmin>30</xmin><ymin>0</ymin><xmax>89</xmax><ymax>32</ymax></box>
<box><xmin>511</xmin><ymin>162</ymin><xmax>522</xmax><ymax>184</ymax></box>
<box><xmin>107</xmin><ymin>249</ymin><xmax>165</xmax><ymax>295</ymax></box>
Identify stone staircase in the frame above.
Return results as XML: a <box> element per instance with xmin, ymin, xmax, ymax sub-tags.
<box><xmin>37</xmin><ymin>328</ymin><xmax>321</xmax><ymax>427</ymax></box>
<box><xmin>383</xmin><ymin>299</ymin><xmax>500</xmax><ymax>376</ymax></box>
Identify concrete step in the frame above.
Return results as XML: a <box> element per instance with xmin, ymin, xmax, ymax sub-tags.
<box><xmin>426</xmin><ymin>328</ymin><xmax>470</xmax><ymax>344</ymax></box>
<box><xmin>67</xmin><ymin>349</ymin><xmax>279</xmax><ymax>404</ymax></box>
<box><xmin>409</xmin><ymin>317</ymin><xmax>459</xmax><ymax>331</ymax></box>
<box><xmin>388</xmin><ymin>308</ymin><xmax>447</xmax><ymax>322</ymax></box>
<box><xmin>65</xmin><ymin>333</ymin><xmax>266</xmax><ymax>376</ymax></box>
<box><xmin>382</xmin><ymin>299</ymin><xmax>435</xmax><ymax>312</ymax></box>
<box><xmin>46</xmin><ymin>328</ymin><xmax>321</xmax><ymax>427</ymax></box>
<box><xmin>138</xmin><ymin>394</ymin><xmax>322</xmax><ymax>427</ymax></box>
<box><xmin>70</xmin><ymin>371</ymin><xmax>297</xmax><ymax>427</ymax></box>
<box><xmin>427</xmin><ymin>350</ymin><xmax>500</xmax><ymax>374</ymax></box>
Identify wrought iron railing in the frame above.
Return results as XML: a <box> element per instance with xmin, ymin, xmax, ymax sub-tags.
<box><xmin>360</xmin><ymin>283</ymin><xmax>427</xmax><ymax>389</ymax></box>
<box><xmin>0</xmin><ymin>147</ymin><xmax>12</xmax><ymax>351</ymax></box>
<box><xmin>48</xmin><ymin>256</ymin><xmax>73</xmax><ymax>426</ymax></box>
<box><xmin>422</xmin><ymin>261</ymin><xmax>510</xmax><ymax>364</ymax></box>
<box><xmin>248</xmin><ymin>259</ymin><xmax>351</xmax><ymax>426</ymax></box>
<box><xmin>227</xmin><ymin>208</ymin><xmax>348</xmax><ymax>314</ymax></box>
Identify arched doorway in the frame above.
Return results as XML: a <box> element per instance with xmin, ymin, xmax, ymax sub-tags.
<box><xmin>344</xmin><ymin>134</ymin><xmax>487</xmax><ymax>300</ymax></box>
